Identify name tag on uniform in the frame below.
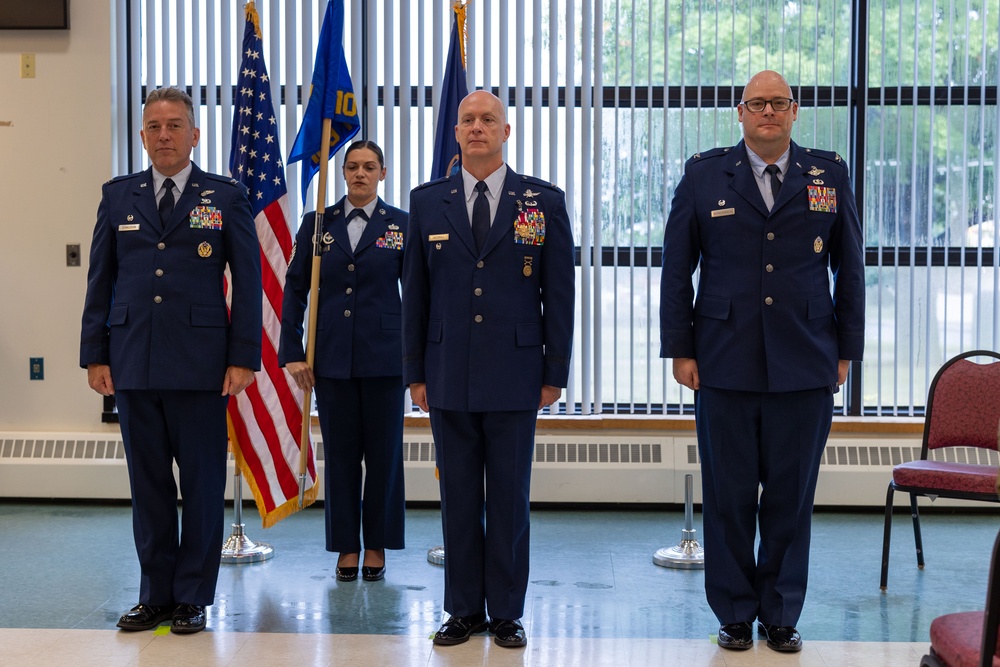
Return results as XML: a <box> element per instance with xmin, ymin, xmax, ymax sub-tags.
<box><xmin>711</xmin><ymin>208</ymin><xmax>736</xmax><ymax>218</ymax></box>
<box><xmin>429</xmin><ymin>233</ymin><xmax>449</xmax><ymax>241</ymax></box>
<box><xmin>118</xmin><ymin>224</ymin><xmax>140</xmax><ymax>231</ymax></box>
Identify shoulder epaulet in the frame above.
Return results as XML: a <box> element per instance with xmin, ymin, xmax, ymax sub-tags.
<box><xmin>800</xmin><ymin>147</ymin><xmax>845</xmax><ymax>165</ymax></box>
<box><xmin>687</xmin><ymin>146</ymin><xmax>731</xmax><ymax>163</ymax></box>
<box><xmin>412</xmin><ymin>175</ymin><xmax>452</xmax><ymax>192</ymax></box>
<box><xmin>204</xmin><ymin>172</ymin><xmax>242</xmax><ymax>187</ymax></box>
<box><xmin>518</xmin><ymin>174</ymin><xmax>563</xmax><ymax>194</ymax></box>
<box><xmin>104</xmin><ymin>172</ymin><xmax>142</xmax><ymax>186</ymax></box>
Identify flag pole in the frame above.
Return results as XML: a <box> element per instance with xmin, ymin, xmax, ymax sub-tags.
<box><xmin>298</xmin><ymin>117</ymin><xmax>333</xmax><ymax>507</ymax></box>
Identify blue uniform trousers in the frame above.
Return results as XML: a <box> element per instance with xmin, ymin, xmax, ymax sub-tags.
<box><xmin>429</xmin><ymin>408</ymin><xmax>537</xmax><ymax>621</ymax></box>
<box><xmin>314</xmin><ymin>376</ymin><xmax>406</xmax><ymax>553</ymax></box>
<box><xmin>115</xmin><ymin>389</ymin><xmax>229</xmax><ymax>607</ymax></box>
<box><xmin>695</xmin><ymin>385</ymin><xmax>832</xmax><ymax>628</ymax></box>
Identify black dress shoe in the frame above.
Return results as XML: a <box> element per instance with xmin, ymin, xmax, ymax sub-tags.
<box><xmin>170</xmin><ymin>604</ymin><xmax>207</xmax><ymax>634</ymax></box>
<box><xmin>757</xmin><ymin>623</ymin><xmax>803</xmax><ymax>652</ymax></box>
<box><xmin>491</xmin><ymin>618</ymin><xmax>527</xmax><ymax>648</ymax></box>
<box><xmin>717</xmin><ymin>622</ymin><xmax>754</xmax><ymax>650</ymax></box>
<box><xmin>432</xmin><ymin>613</ymin><xmax>489</xmax><ymax>646</ymax></box>
<box><xmin>361</xmin><ymin>565</ymin><xmax>385</xmax><ymax>581</ymax></box>
<box><xmin>116</xmin><ymin>603</ymin><xmax>175</xmax><ymax>631</ymax></box>
<box><xmin>336</xmin><ymin>566</ymin><xmax>359</xmax><ymax>582</ymax></box>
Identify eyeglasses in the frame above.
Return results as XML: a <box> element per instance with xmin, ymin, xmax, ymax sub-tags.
<box><xmin>741</xmin><ymin>98</ymin><xmax>795</xmax><ymax>113</ymax></box>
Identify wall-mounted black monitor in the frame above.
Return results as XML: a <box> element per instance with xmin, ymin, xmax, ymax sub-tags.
<box><xmin>0</xmin><ymin>0</ymin><xmax>69</xmax><ymax>30</ymax></box>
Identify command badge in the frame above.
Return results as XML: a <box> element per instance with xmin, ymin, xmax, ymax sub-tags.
<box><xmin>523</xmin><ymin>256</ymin><xmax>533</xmax><ymax>277</ymax></box>
<box><xmin>813</xmin><ymin>236</ymin><xmax>824</xmax><ymax>253</ymax></box>
<box><xmin>198</xmin><ymin>241</ymin><xmax>213</xmax><ymax>258</ymax></box>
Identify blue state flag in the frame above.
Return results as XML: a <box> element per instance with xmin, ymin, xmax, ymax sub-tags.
<box><xmin>430</xmin><ymin>7</ymin><xmax>469</xmax><ymax>180</ymax></box>
<box><xmin>288</xmin><ymin>0</ymin><xmax>360</xmax><ymax>203</ymax></box>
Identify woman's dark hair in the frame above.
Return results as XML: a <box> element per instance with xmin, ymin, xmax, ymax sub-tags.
<box><xmin>344</xmin><ymin>140</ymin><xmax>384</xmax><ymax>168</ymax></box>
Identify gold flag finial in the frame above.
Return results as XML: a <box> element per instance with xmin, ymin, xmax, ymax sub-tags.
<box><xmin>245</xmin><ymin>1</ymin><xmax>262</xmax><ymax>40</ymax></box>
<box><xmin>454</xmin><ymin>1</ymin><xmax>468</xmax><ymax>70</ymax></box>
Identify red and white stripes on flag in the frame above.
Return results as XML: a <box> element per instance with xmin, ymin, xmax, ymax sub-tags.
<box><xmin>226</xmin><ymin>2</ymin><xmax>318</xmax><ymax>527</ymax></box>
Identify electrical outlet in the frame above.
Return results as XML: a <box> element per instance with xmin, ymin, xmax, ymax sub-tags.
<box><xmin>66</xmin><ymin>244</ymin><xmax>81</xmax><ymax>267</ymax></box>
<box><xmin>20</xmin><ymin>54</ymin><xmax>35</xmax><ymax>79</ymax></box>
<box><xmin>30</xmin><ymin>357</ymin><xmax>44</xmax><ymax>380</ymax></box>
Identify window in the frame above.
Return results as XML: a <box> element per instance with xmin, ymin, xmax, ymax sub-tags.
<box><xmin>113</xmin><ymin>0</ymin><xmax>999</xmax><ymax>417</ymax></box>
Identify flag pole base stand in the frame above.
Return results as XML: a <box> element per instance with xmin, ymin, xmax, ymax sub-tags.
<box><xmin>221</xmin><ymin>523</ymin><xmax>274</xmax><ymax>564</ymax></box>
<box><xmin>652</xmin><ymin>529</ymin><xmax>705</xmax><ymax>569</ymax></box>
<box><xmin>427</xmin><ymin>545</ymin><xmax>445</xmax><ymax>566</ymax></box>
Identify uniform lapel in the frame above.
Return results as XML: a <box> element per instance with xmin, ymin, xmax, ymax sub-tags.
<box><xmin>134</xmin><ymin>169</ymin><xmax>160</xmax><ymax>232</ymax></box>
<box><xmin>325</xmin><ymin>198</ymin><xmax>354</xmax><ymax>259</ymax></box>
<box><xmin>162</xmin><ymin>165</ymin><xmax>206</xmax><ymax>237</ymax></box>
<box><xmin>354</xmin><ymin>198</ymin><xmax>390</xmax><ymax>255</ymax></box>
<box><xmin>480</xmin><ymin>167</ymin><xmax>518</xmax><ymax>256</ymax></box>
<box><xmin>445</xmin><ymin>173</ymin><xmax>478</xmax><ymax>256</ymax></box>
<box><xmin>727</xmin><ymin>142</ymin><xmax>769</xmax><ymax>218</ymax></box>
<box><xmin>775</xmin><ymin>143</ymin><xmax>809</xmax><ymax>213</ymax></box>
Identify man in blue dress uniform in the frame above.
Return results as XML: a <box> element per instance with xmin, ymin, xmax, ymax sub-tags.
<box><xmin>659</xmin><ymin>70</ymin><xmax>865</xmax><ymax>653</ymax></box>
<box><xmin>403</xmin><ymin>90</ymin><xmax>575</xmax><ymax>648</ymax></box>
<box><xmin>80</xmin><ymin>87</ymin><xmax>262</xmax><ymax>634</ymax></box>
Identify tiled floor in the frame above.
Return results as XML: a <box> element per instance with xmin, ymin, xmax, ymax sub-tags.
<box><xmin>0</xmin><ymin>501</ymin><xmax>993</xmax><ymax>666</ymax></box>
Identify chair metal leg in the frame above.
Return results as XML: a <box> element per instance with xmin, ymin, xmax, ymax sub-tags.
<box><xmin>910</xmin><ymin>494</ymin><xmax>925</xmax><ymax>569</ymax></box>
<box><xmin>880</xmin><ymin>482</ymin><xmax>894</xmax><ymax>590</ymax></box>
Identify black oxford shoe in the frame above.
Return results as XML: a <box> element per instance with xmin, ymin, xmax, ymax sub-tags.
<box><xmin>491</xmin><ymin>618</ymin><xmax>527</xmax><ymax>648</ymax></box>
<box><xmin>717</xmin><ymin>622</ymin><xmax>754</xmax><ymax>650</ymax></box>
<box><xmin>432</xmin><ymin>613</ymin><xmax>489</xmax><ymax>646</ymax></box>
<box><xmin>757</xmin><ymin>623</ymin><xmax>803</xmax><ymax>652</ymax></box>
<box><xmin>170</xmin><ymin>604</ymin><xmax>207</xmax><ymax>634</ymax></box>
<box><xmin>116</xmin><ymin>603</ymin><xmax>175</xmax><ymax>631</ymax></box>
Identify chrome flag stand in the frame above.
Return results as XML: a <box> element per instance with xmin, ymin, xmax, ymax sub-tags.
<box><xmin>653</xmin><ymin>473</ymin><xmax>705</xmax><ymax>569</ymax></box>
<box><xmin>427</xmin><ymin>545</ymin><xmax>445</xmax><ymax>565</ymax></box>
<box><xmin>221</xmin><ymin>468</ymin><xmax>274</xmax><ymax>564</ymax></box>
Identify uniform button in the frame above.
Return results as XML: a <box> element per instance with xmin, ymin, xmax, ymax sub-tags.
<box><xmin>474</xmin><ymin>315</ymin><xmax>483</xmax><ymax>323</ymax></box>
<box><xmin>155</xmin><ymin>269</ymin><xmax>164</xmax><ymax>277</ymax></box>
<box><xmin>346</xmin><ymin>287</ymin><xmax>353</xmax><ymax>294</ymax></box>
<box><xmin>153</xmin><ymin>296</ymin><xmax>162</xmax><ymax>304</ymax></box>
<box><xmin>764</xmin><ymin>297</ymin><xmax>773</xmax><ymax>305</ymax></box>
<box><xmin>347</xmin><ymin>264</ymin><xmax>355</xmax><ymax>271</ymax></box>
<box><xmin>765</xmin><ymin>264</ymin><xmax>774</xmax><ymax>273</ymax></box>
<box><xmin>474</xmin><ymin>288</ymin><xmax>483</xmax><ymax>296</ymax></box>
<box><xmin>766</xmin><ymin>232</ymin><xmax>775</xmax><ymax>241</ymax></box>
<box><xmin>344</xmin><ymin>310</ymin><xmax>352</xmax><ymax>317</ymax></box>
<box><xmin>476</xmin><ymin>261</ymin><xmax>485</xmax><ymax>269</ymax></box>
<box><xmin>157</xmin><ymin>242</ymin><xmax>166</xmax><ymax>250</ymax></box>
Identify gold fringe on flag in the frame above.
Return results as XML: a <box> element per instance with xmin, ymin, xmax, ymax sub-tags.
<box><xmin>454</xmin><ymin>1</ymin><xmax>468</xmax><ymax>70</ymax></box>
<box><xmin>245</xmin><ymin>1</ymin><xmax>262</xmax><ymax>39</ymax></box>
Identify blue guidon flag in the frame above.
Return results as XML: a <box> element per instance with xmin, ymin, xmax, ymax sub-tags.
<box><xmin>288</xmin><ymin>0</ymin><xmax>360</xmax><ymax>203</ymax></box>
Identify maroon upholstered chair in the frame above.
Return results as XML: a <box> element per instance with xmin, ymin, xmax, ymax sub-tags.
<box><xmin>920</xmin><ymin>527</ymin><xmax>1000</xmax><ymax>667</ymax></box>
<box><xmin>880</xmin><ymin>350</ymin><xmax>1000</xmax><ymax>591</ymax></box>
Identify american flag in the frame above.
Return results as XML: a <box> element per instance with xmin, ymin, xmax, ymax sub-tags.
<box><xmin>226</xmin><ymin>1</ymin><xmax>318</xmax><ymax>527</ymax></box>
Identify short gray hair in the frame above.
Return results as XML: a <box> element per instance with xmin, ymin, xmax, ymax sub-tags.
<box><xmin>144</xmin><ymin>87</ymin><xmax>196</xmax><ymax>128</ymax></box>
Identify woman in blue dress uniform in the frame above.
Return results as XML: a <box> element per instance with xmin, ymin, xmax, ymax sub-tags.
<box><xmin>280</xmin><ymin>141</ymin><xmax>407</xmax><ymax>581</ymax></box>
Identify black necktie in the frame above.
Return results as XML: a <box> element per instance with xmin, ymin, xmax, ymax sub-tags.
<box><xmin>159</xmin><ymin>178</ymin><xmax>175</xmax><ymax>225</ymax></box>
<box><xmin>472</xmin><ymin>181</ymin><xmax>490</xmax><ymax>252</ymax></box>
<box><xmin>764</xmin><ymin>164</ymin><xmax>781</xmax><ymax>204</ymax></box>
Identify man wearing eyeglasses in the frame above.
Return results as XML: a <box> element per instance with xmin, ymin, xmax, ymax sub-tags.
<box><xmin>659</xmin><ymin>70</ymin><xmax>865</xmax><ymax>653</ymax></box>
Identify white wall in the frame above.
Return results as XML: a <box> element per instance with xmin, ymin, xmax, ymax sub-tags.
<box><xmin>0</xmin><ymin>3</ymin><xmax>117</xmax><ymax>433</ymax></box>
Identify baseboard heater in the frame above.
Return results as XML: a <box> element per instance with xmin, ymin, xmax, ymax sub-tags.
<box><xmin>1</xmin><ymin>430</ymin><xmax>994</xmax><ymax>508</ymax></box>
